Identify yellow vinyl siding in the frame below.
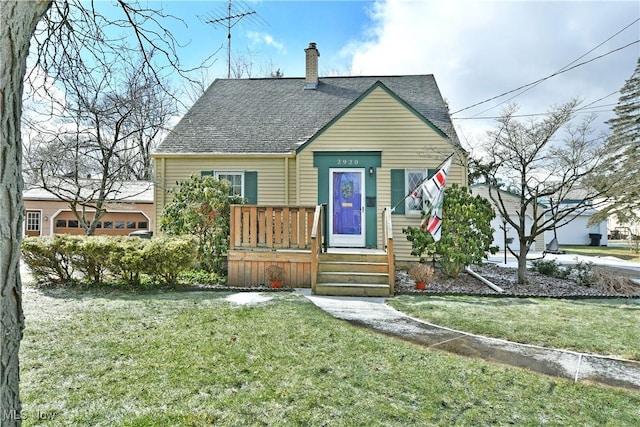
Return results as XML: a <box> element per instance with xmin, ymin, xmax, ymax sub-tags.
<box><xmin>153</xmin><ymin>155</ymin><xmax>295</xmax><ymax>234</ymax></box>
<box><xmin>154</xmin><ymin>86</ymin><xmax>466</xmax><ymax>261</ymax></box>
<box><xmin>297</xmin><ymin>86</ymin><xmax>466</xmax><ymax>261</ymax></box>
<box><xmin>287</xmin><ymin>157</ymin><xmax>298</xmax><ymax>205</ymax></box>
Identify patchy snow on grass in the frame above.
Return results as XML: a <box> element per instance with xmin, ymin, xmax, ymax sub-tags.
<box><xmin>225</xmin><ymin>292</ymin><xmax>272</xmax><ymax>306</ymax></box>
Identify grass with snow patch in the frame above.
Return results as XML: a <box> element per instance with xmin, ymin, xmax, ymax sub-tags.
<box><xmin>19</xmin><ymin>287</ymin><xmax>640</xmax><ymax>426</ymax></box>
<box><xmin>562</xmin><ymin>244</ymin><xmax>640</xmax><ymax>262</ymax></box>
<box><xmin>388</xmin><ymin>295</ymin><xmax>640</xmax><ymax>360</ymax></box>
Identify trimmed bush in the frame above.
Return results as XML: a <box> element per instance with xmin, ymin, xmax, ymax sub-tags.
<box><xmin>108</xmin><ymin>237</ymin><xmax>147</xmax><ymax>286</ymax></box>
<box><xmin>160</xmin><ymin>174</ymin><xmax>245</xmax><ymax>273</ymax></box>
<box><xmin>141</xmin><ymin>236</ymin><xmax>198</xmax><ymax>285</ymax></box>
<box><xmin>403</xmin><ymin>185</ymin><xmax>497</xmax><ymax>277</ymax></box>
<box><xmin>21</xmin><ymin>235</ymin><xmax>198</xmax><ymax>287</ymax></box>
<box><xmin>21</xmin><ymin>235</ymin><xmax>79</xmax><ymax>283</ymax></box>
<box><xmin>74</xmin><ymin>236</ymin><xmax>116</xmax><ymax>285</ymax></box>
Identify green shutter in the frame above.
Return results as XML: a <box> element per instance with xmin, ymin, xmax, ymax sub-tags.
<box><xmin>244</xmin><ymin>171</ymin><xmax>258</xmax><ymax>204</ymax></box>
<box><xmin>390</xmin><ymin>169</ymin><xmax>405</xmax><ymax>215</ymax></box>
<box><xmin>201</xmin><ymin>170</ymin><xmax>214</xmax><ymax>176</ymax></box>
<box><xmin>426</xmin><ymin>169</ymin><xmax>434</xmax><ymax>182</ymax></box>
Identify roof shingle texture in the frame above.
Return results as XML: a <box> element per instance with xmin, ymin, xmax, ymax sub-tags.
<box><xmin>155</xmin><ymin>75</ymin><xmax>460</xmax><ymax>154</ymax></box>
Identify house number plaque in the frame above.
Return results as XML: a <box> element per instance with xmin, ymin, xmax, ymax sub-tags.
<box><xmin>336</xmin><ymin>159</ymin><xmax>360</xmax><ymax>166</ymax></box>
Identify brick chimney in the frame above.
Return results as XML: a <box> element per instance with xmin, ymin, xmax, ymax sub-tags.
<box><xmin>304</xmin><ymin>42</ymin><xmax>320</xmax><ymax>90</ymax></box>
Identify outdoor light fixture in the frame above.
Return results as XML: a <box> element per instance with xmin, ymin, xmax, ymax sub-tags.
<box><xmin>369</xmin><ymin>166</ymin><xmax>375</xmax><ymax>176</ymax></box>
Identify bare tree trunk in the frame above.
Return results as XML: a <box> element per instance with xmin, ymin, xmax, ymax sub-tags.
<box><xmin>517</xmin><ymin>241</ymin><xmax>529</xmax><ymax>284</ymax></box>
<box><xmin>1</xmin><ymin>1</ymin><xmax>51</xmax><ymax>424</ymax></box>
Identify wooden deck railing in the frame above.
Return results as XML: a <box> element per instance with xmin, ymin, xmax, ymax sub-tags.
<box><xmin>310</xmin><ymin>204</ymin><xmax>324</xmax><ymax>294</ymax></box>
<box><xmin>382</xmin><ymin>207</ymin><xmax>395</xmax><ymax>294</ymax></box>
<box><xmin>230</xmin><ymin>205</ymin><xmax>317</xmax><ymax>250</ymax></box>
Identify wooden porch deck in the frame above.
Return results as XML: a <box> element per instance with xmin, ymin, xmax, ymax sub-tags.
<box><xmin>228</xmin><ymin>205</ymin><xmax>395</xmax><ymax>296</ymax></box>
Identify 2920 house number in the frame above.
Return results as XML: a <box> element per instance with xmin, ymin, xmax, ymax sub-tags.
<box><xmin>336</xmin><ymin>159</ymin><xmax>359</xmax><ymax>165</ymax></box>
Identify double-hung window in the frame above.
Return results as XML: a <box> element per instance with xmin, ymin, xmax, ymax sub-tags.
<box><xmin>405</xmin><ymin>169</ymin><xmax>428</xmax><ymax>215</ymax></box>
<box><xmin>201</xmin><ymin>170</ymin><xmax>258</xmax><ymax>204</ymax></box>
<box><xmin>215</xmin><ymin>171</ymin><xmax>244</xmax><ymax>197</ymax></box>
<box><xmin>26</xmin><ymin>211</ymin><xmax>40</xmax><ymax>232</ymax></box>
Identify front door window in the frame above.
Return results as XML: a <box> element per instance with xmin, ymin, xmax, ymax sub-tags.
<box><xmin>329</xmin><ymin>169</ymin><xmax>365</xmax><ymax>247</ymax></box>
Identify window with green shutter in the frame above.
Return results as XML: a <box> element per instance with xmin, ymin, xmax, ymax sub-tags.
<box><xmin>244</xmin><ymin>171</ymin><xmax>257</xmax><ymax>204</ymax></box>
<box><xmin>216</xmin><ymin>172</ymin><xmax>243</xmax><ymax>197</ymax></box>
<box><xmin>390</xmin><ymin>169</ymin><xmax>405</xmax><ymax>215</ymax></box>
<box><xmin>200</xmin><ymin>170</ymin><xmax>258</xmax><ymax>204</ymax></box>
<box><xmin>391</xmin><ymin>168</ymin><xmax>432</xmax><ymax>215</ymax></box>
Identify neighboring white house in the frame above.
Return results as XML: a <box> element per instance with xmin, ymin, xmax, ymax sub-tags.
<box><xmin>470</xmin><ymin>184</ymin><xmax>544</xmax><ymax>252</ymax></box>
<box><xmin>472</xmin><ymin>184</ymin><xmax>609</xmax><ymax>250</ymax></box>
<box><xmin>544</xmin><ymin>200</ymin><xmax>608</xmax><ymax>246</ymax></box>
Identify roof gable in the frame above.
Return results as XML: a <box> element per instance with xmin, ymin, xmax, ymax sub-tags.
<box><xmin>155</xmin><ymin>75</ymin><xmax>461</xmax><ymax>155</ymax></box>
<box><xmin>295</xmin><ymin>80</ymin><xmax>450</xmax><ymax>153</ymax></box>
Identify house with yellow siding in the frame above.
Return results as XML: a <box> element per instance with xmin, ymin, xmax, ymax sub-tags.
<box><xmin>153</xmin><ymin>43</ymin><xmax>467</xmax><ymax>295</ymax></box>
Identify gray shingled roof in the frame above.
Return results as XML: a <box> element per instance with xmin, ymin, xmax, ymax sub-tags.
<box><xmin>155</xmin><ymin>75</ymin><xmax>461</xmax><ymax>155</ymax></box>
<box><xmin>24</xmin><ymin>180</ymin><xmax>154</xmax><ymax>203</ymax></box>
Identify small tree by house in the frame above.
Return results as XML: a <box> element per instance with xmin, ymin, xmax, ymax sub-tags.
<box><xmin>404</xmin><ymin>184</ymin><xmax>497</xmax><ymax>277</ymax></box>
<box><xmin>160</xmin><ymin>174</ymin><xmax>245</xmax><ymax>273</ymax></box>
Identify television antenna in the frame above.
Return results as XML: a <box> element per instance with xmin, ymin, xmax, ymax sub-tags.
<box><xmin>200</xmin><ymin>0</ymin><xmax>266</xmax><ymax>78</ymax></box>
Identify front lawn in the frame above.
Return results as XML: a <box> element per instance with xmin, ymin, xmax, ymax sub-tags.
<box><xmin>388</xmin><ymin>295</ymin><xmax>640</xmax><ymax>360</ymax></box>
<box><xmin>562</xmin><ymin>244</ymin><xmax>640</xmax><ymax>262</ymax></box>
<box><xmin>19</xmin><ymin>287</ymin><xmax>640</xmax><ymax>426</ymax></box>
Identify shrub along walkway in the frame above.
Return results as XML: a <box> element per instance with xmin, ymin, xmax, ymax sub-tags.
<box><xmin>295</xmin><ymin>289</ymin><xmax>640</xmax><ymax>391</ymax></box>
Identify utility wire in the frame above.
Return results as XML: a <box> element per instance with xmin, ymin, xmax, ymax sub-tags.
<box><xmin>453</xmin><ymin>93</ymin><xmax>621</xmax><ymax>120</ymax></box>
<box><xmin>576</xmin><ymin>90</ymin><xmax>620</xmax><ymax>111</ymax></box>
<box><xmin>451</xmin><ymin>39</ymin><xmax>638</xmax><ymax>115</ymax></box>
<box><xmin>454</xmin><ymin>109</ymin><xmax>615</xmax><ymax>120</ymax></box>
<box><xmin>463</xmin><ymin>18</ymin><xmax>640</xmax><ymax>118</ymax></box>
<box><xmin>451</xmin><ymin>35</ymin><xmax>639</xmax><ymax>117</ymax></box>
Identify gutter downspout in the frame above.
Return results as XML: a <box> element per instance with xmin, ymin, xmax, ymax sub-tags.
<box><xmin>465</xmin><ymin>266</ymin><xmax>505</xmax><ymax>293</ymax></box>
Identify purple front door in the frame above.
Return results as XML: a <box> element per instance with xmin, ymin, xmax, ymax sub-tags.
<box><xmin>329</xmin><ymin>168</ymin><xmax>365</xmax><ymax>247</ymax></box>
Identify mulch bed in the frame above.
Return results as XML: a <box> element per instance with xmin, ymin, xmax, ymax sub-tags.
<box><xmin>395</xmin><ymin>263</ymin><xmax>640</xmax><ymax>298</ymax></box>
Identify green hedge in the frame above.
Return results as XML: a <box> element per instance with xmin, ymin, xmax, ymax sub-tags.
<box><xmin>21</xmin><ymin>235</ymin><xmax>197</xmax><ymax>287</ymax></box>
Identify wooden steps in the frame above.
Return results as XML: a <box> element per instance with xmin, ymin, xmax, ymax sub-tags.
<box><xmin>314</xmin><ymin>251</ymin><xmax>392</xmax><ymax>297</ymax></box>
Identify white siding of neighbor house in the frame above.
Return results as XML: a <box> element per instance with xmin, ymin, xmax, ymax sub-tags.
<box><xmin>296</xmin><ymin>86</ymin><xmax>467</xmax><ymax>262</ymax></box>
<box><xmin>470</xmin><ymin>185</ymin><xmax>545</xmax><ymax>252</ymax></box>
<box><xmin>544</xmin><ymin>210</ymin><xmax>608</xmax><ymax>246</ymax></box>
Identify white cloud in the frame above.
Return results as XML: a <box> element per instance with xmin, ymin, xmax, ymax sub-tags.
<box><xmin>348</xmin><ymin>0</ymin><xmax>640</xmax><ymax>149</ymax></box>
<box><xmin>247</xmin><ymin>31</ymin><xmax>286</xmax><ymax>54</ymax></box>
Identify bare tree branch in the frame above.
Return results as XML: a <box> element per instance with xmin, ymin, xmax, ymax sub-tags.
<box><xmin>476</xmin><ymin>101</ymin><xmax>609</xmax><ymax>283</ymax></box>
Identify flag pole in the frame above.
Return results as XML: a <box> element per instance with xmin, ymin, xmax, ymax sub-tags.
<box><xmin>390</xmin><ymin>152</ymin><xmax>455</xmax><ymax>213</ymax></box>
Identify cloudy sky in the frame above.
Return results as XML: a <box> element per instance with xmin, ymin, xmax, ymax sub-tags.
<box><xmin>97</xmin><ymin>0</ymin><xmax>640</xmax><ymax>149</ymax></box>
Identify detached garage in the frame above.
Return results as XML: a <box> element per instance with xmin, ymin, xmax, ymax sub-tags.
<box><xmin>23</xmin><ymin>181</ymin><xmax>154</xmax><ymax>237</ymax></box>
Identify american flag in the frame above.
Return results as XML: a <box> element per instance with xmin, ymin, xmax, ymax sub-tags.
<box><xmin>420</xmin><ymin>157</ymin><xmax>452</xmax><ymax>242</ymax></box>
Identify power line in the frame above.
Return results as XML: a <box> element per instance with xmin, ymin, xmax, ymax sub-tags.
<box><xmin>453</xmin><ymin>108</ymin><xmax>612</xmax><ymax>120</ymax></box>
<box><xmin>576</xmin><ymin>91</ymin><xmax>620</xmax><ymax>111</ymax></box>
<box><xmin>463</xmin><ymin>18</ymin><xmax>640</xmax><ymax>118</ymax></box>
<box><xmin>451</xmin><ymin>34</ymin><xmax>639</xmax><ymax>117</ymax></box>
<box><xmin>454</xmin><ymin>92</ymin><xmax>621</xmax><ymax>120</ymax></box>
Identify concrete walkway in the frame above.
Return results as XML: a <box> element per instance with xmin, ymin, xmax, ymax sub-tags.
<box><xmin>296</xmin><ymin>289</ymin><xmax>640</xmax><ymax>391</ymax></box>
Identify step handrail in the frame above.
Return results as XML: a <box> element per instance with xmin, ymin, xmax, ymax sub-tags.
<box><xmin>310</xmin><ymin>204</ymin><xmax>324</xmax><ymax>293</ymax></box>
<box><xmin>383</xmin><ymin>207</ymin><xmax>395</xmax><ymax>294</ymax></box>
